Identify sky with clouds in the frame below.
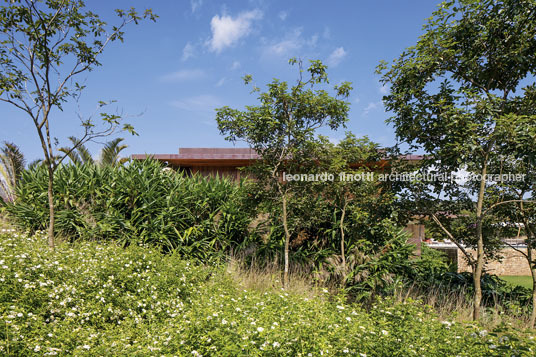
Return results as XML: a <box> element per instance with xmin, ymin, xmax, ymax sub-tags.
<box><xmin>0</xmin><ymin>0</ymin><xmax>441</xmax><ymax>162</ymax></box>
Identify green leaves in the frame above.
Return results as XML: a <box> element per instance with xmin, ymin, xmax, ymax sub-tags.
<box><xmin>4</xmin><ymin>160</ymin><xmax>254</xmax><ymax>260</ymax></box>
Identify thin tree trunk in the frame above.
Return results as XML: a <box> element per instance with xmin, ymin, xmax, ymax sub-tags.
<box><xmin>529</xmin><ymin>246</ymin><xmax>536</xmax><ymax>328</ymax></box>
<box><xmin>340</xmin><ymin>201</ymin><xmax>347</xmax><ymax>274</ymax></box>
<box><xmin>282</xmin><ymin>193</ymin><xmax>290</xmax><ymax>289</ymax></box>
<box><xmin>473</xmin><ymin>161</ymin><xmax>488</xmax><ymax>321</ymax></box>
<box><xmin>47</xmin><ymin>164</ymin><xmax>55</xmax><ymax>250</ymax></box>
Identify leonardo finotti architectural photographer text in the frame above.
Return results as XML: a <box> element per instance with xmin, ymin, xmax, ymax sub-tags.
<box><xmin>282</xmin><ymin>172</ymin><xmax>526</xmax><ymax>183</ymax></box>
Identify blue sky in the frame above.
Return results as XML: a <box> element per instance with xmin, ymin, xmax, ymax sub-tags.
<box><xmin>0</xmin><ymin>0</ymin><xmax>441</xmax><ymax>162</ymax></box>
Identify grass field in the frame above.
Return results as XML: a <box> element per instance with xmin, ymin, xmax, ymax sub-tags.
<box><xmin>502</xmin><ymin>275</ymin><xmax>533</xmax><ymax>289</ymax></box>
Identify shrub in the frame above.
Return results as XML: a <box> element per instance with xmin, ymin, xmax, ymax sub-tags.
<box><xmin>1</xmin><ymin>231</ymin><xmax>535</xmax><ymax>356</ymax></box>
<box><xmin>3</xmin><ymin>160</ymin><xmax>254</xmax><ymax>260</ymax></box>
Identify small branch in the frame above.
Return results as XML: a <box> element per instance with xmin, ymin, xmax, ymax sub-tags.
<box><xmin>504</xmin><ymin>240</ymin><xmax>528</xmax><ymax>259</ymax></box>
<box><xmin>482</xmin><ymin>199</ymin><xmax>536</xmax><ymax>217</ymax></box>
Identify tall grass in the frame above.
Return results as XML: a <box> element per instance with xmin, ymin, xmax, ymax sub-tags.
<box><xmin>394</xmin><ymin>283</ymin><xmax>535</xmax><ymax>329</ymax></box>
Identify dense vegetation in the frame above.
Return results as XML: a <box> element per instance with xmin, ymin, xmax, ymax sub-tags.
<box><xmin>2</xmin><ymin>160</ymin><xmax>252</xmax><ymax>261</ymax></box>
<box><xmin>2</xmin><ymin>159</ymin><xmax>532</xmax><ymax>316</ymax></box>
<box><xmin>1</xmin><ymin>230</ymin><xmax>535</xmax><ymax>356</ymax></box>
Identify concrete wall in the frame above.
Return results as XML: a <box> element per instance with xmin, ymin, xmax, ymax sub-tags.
<box><xmin>457</xmin><ymin>247</ymin><xmax>532</xmax><ymax>276</ymax></box>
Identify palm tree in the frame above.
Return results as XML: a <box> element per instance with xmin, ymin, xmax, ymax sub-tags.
<box><xmin>0</xmin><ymin>142</ymin><xmax>26</xmax><ymax>201</ymax></box>
<box><xmin>99</xmin><ymin>138</ymin><xmax>129</xmax><ymax>166</ymax></box>
<box><xmin>59</xmin><ymin>137</ymin><xmax>129</xmax><ymax>167</ymax></box>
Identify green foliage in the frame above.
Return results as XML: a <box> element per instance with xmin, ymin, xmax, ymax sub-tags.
<box><xmin>0</xmin><ymin>142</ymin><xmax>25</xmax><ymax>202</ymax></box>
<box><xmin>216</xmin><ymin>58</ymin><xmax>353</xmax><ymax>285</ymax></box>
<box><xmin>4</xmin><ymin>160</ymin><xmax>253</xmax><ymax>261</ymax></box>
<box><xmin>0</xmin><ymin>0</ymin><xmax>157</xmax><ymax>248</ymax></box>
<box><xmin>378</xmin><ymin>0</ymin><xmax>536</xmax><ymax>318</ymax></box>
<box><xmin>1</xmin><ymin>231</ymin><xmax>535</xmax><ymax>356</ymax></box>
<box><xmin>59</xmin><ymin>137</ymin><xmax>129</xmax><ymax>166</ymax></box>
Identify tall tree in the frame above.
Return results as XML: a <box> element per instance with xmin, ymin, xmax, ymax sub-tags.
<box><xmin>0</xmin><ymin>0</ymin><xmax>156</xmax><ymax>249</ymax></box>
<box><xmin>378</xmin><ymin>0</ymin><xmax>536</xmax><ymax>319</ymax></box>
<box><xmin>216</xmin><ymin>58</ymin><xmax>352</xmax><ymax>287</ymax></box>
<box><xmin>0</xmin><ymin>141</ymin><xmax>26</xmax><ymax>202</ymax></box>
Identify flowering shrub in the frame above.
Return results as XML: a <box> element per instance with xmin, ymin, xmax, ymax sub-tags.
<box><xmin>1</xmin><ymin>230</ymin><xmax>535</xmax><ymax>356</ymax></box>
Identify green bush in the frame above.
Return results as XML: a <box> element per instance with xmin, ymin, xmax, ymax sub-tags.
<box><xmin>3</xmin><ymin>160</ymin><xmax>253</xmax><ymax>260</ymax></box>
<box><xmin>1</xmin><ymin>231</ymin><xmax>535</xmax><ymax>356</ymax></box>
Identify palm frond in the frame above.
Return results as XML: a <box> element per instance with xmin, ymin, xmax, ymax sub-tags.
<box><xmin>100</xmin><ymin>138</ymin><xmax>128</xmax><ymax>166</ymax></box>
<box><xmin>0</xmin><ymin>141</ymin><xmax>26</xmax><ymax>201</ymax></box>
<box><xmin>60</xmin><ymin>136</ymin><xmax>94</xmax><ymax>165</ymax></box>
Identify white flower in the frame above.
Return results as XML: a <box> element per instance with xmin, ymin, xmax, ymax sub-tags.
<box><xmin>221</xmin><ymin>318</ymin><xmax>228</xmax><ymax>325</ymax></box>
<box><xmin>346</xmin><ymin>317</ymin><xmax>351</xmax><ymax>322</ymax></box>
<box><xmin>336</xmin><ymin>305</ymin><xmax>345</xmax><ymax>310</ymax></box>
<box><xmin>82</xmin><ymin>345</ymin><xmax>90</xmax><ymax>350</ymax></box>
<box><xmin>257</xmin><ymin>327</ymin><xmax>264</xmax><ymax>333</ymax></box>
<box><xmin>381</xmin><ymin>330</ymin><xmax>388</xmax><ymax>335</ymax></box>
<box><xmin>34</xmin><ymin>345</ymin><xmax>41</xmax><ymax>352</ymax></box>
<box><xmin>272</xmin><ymin>342</ymin><xmax>280</xmax><ymax>348</ymax></box>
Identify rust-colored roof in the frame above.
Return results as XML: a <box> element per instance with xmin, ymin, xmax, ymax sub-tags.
<box><xmin>131</xmin><ymin>148</ymin><xmax>423</xmax><ymax>167</ymax></box>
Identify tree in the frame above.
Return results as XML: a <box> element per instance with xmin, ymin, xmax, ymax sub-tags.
<box><xmin>0</xmin><ymin>0</ymin><xmax>156</xmax><ymax>249</ymax></box>
<box><xmin>315</xmin><ymin>133</ymin><xmax>381</xmax><ymax>275</ymax></box>
<box><xmin>216</xmin><ymin>58</ymin><xmax>352</xmax><ymax>287</ymax></box>
<box><xmin>0</xmin><ymin>141</ymin><xmax>26</xmax><ymax>202</ymax></box>
<box><xmin>377</xmin><ymin>0</ymin><xmax>536</xmax><ymax>320</ymax></box>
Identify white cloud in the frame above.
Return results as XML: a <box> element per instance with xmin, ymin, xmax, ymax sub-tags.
<box><xmin>262</xmin><ymin>28</ymin><xmax>319</xmax><ymax>59</ymax></box>
<box><xmin>182</xmin><ymin>42</ymin><xmax>195</xmax><ymax>61</ymax></box>
<box><xmin>191</xmin><ymin>0</ymin><xmax>203</xmax><ymax>13</ymax></box>
<box><xmin>207</xmin><ymin>10</ymin><xmax>263</xmax><ymax>53</ymax></box>
<box><xmin>362</xmin><ymin>101</ymin><xmax>382</xmax><ymax>116</ymax></box>
<box><xmin>354</xmin><ymin>96</ymin><xmax>360</xmax><ymax>104</ymax></box>
<box><xmin>327</xmin><ymin>47</ymin><xmax>347</xmax><ymax>67</ymax></box>
<box><xmin>160</xmin><ymin>69</ymin><xmax>206</xmax><ymax>82</ymax></box>
<box><xmin>170</xmin><ymin>95</ymin><xmax>223</xmax><ymax>111</ymax></box>
<box><xmin>278</xmin><ymin>10</ymin><xmax>288</xmax><ymax>21</ymax></box>
<box><xmin>264</xmin><ymin>28</ymin><xmax>303</xmax><ymax>56</ymax></box>
<box><xmin>215</xmin><ymin>77</ymin><xmax>226</xmax><ymax>87</ymax></box>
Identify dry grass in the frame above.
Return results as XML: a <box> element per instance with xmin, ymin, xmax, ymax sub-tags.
<box><xmin>394</xmin><ymin>284</ymin><xmax>532</xmax><ymax>329</ymax></box>
<box><xmin>226</xmin><ymin>253</ymin><xmax>534</xmax><ymax>329</ymax></box>
<box><xmin>225</xmin><ymin>255</ymin><xmax>331</xmax><ymax>299</ymax></box>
